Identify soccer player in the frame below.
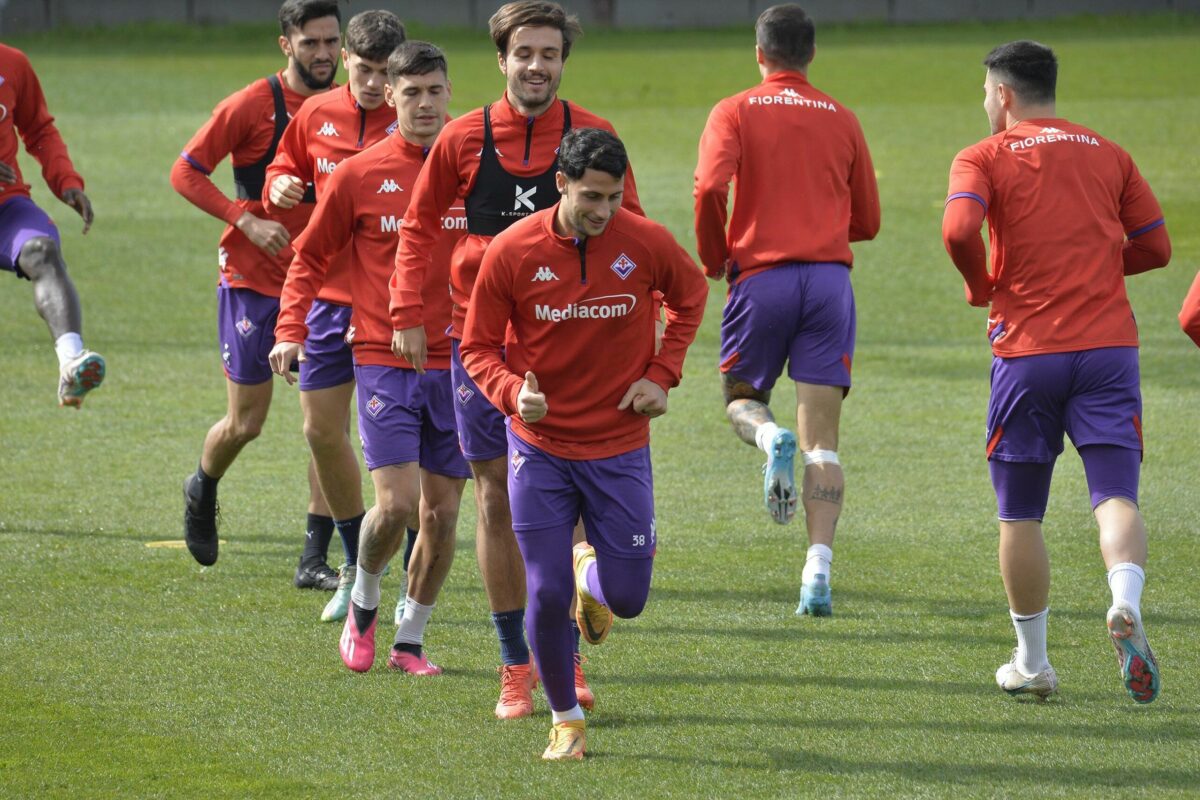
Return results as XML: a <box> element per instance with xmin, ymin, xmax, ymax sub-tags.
<box><xmin>269</xmin><ymin>41</ymin><xmax>468</xmax><ymax>674</ymax></box>
<box><xmin>692</xmin><ymin>4</ymin><xmax>879</xmax><ymax>616</ymax></box>
<box><xmin>1181</xmin><ymin>271</ymin><xmax>1200</xmax><ymax>347</ymax></box>
<box><xmin>390</xmin><ymin>0</ymin><xmax>643</xmax><ymax>718</ymax></box>
<box><xmin>942</xmin><ymin>40</ymin><xmax>1171</xmax><ymax>703</ymax></box>
<box><xmin>172</xmin><ymin>0</ymin><xmax>342</xmax><ymax>573</ymax></box>
<box><xmin>0</xmin><ymin>43</ymin><xmax>102</xmax><ymax>407</ymax></box>
<box><xmin>461</xmin><ymin>128</ymin><xmax>707</xmax><ymax>760</ymax></box>
<box><xmin>263</xmin><ymin>9</ymin><xmax>406</xmax><ymax>604</ymax></box>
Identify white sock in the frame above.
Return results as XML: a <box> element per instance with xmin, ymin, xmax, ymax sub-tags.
<box><xmin>1010</xmin><ymin>608</ymin><xmax>1050</xmax><ymax>674</ymax></box>
<box><xmin>754</xmin><ymin>421</ymin><xmax>781</xmax><ymax>453</ymax></box>
<box><xmin>394</xmin><ymin>597</ymin><xmax>434</xmax><ymax>645</ymax></box>
<box><xmin>54</xmin><ymin>333</ymin><xmax>84</xmax><ymax>367</ymax></box>
<box><xmin>552</xmin><ymin>704</ymin><xmax>585</xmax><ymax>724</ymax></box>
<box><xmin>802</xmin><ymin>544</ymin><xmax>833</xmax><ymax>586</ymax></box>
<box><xmin>1107</xmin><ymin>562</ymin><xmax>1145</xmax><ymax>619</ymax></box>
<box><xmin>350</xmin><ymin>564</ymin><xmax>383</xmax><ymax>610</ymax></box>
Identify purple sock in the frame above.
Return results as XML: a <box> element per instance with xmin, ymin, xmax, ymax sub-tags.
<box><xmin>1079</xmin><ymin>444</ymin><xmax>1140</xmax><ymax>508</ymax></box>
<box><xmin>989</xmin><ymin>458</ymin><xmax>1055</xmax><ymax>521</ymax></box>
<box><xmin>514</xmin><ymin>522</ymin><xmax>577</xmax><ymax>712</ymax></box>
<box><xmin>585</xmin><ymin>551</ymin><xmax>654</xmax><ymax>619</ymax></box>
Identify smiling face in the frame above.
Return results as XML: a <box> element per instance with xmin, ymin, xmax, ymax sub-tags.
<box><xmin>386</xmin><ymin>70</ymin><xmax>450</xmax><ymax>147</ymax></box>
<box><xmin>498</xmin><ymin>25</ymin><xmax>564</xmax><ymax>116</ymax></box>
<box><xmin>555</xmin><ymin>168</ymin><xmax>625</xmax><ymax>239</ymax></box>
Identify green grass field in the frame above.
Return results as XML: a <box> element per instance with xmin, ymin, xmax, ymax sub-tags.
<box><xmin>1</xmin><ymin>13</ymin><xmax>1198</xmax><ymax>799</ymax></box>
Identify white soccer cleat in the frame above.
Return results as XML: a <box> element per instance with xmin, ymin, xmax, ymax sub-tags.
<box><xmin>995</xmin><ymin>650</ymin><xmax>1058</xmax><ymax>700</ymax></box>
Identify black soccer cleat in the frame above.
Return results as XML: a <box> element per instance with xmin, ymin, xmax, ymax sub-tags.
<box><xmin>294</xmin><ymin>559</ymin><xmax>340</xmax><ymax>591</ymax></box>
<box><xmin>183</xmin><ymin>473</ymin><xmax>220</xmax><ymax>566</ymax></box>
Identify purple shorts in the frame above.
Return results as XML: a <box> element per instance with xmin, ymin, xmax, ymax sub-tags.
<box><xmin>300</xmin><ymin>300</ymin><xmax>355</xmax><ymax>391</ymax></box>
<box><xmin>450</xmin><ymin>337</ymin><xmax>507</xmax><ymax>462</ymax></box>
<box><xmin>354</xmin><ymin>364</ymin><xmax>471</xmax><ymax>477</ymax></box>
<box><xmin>506</xmin><ymin>426</ymin><xmax>656</xmax><ymax>561</ymax></box>
<box><xmin>217</xmin><ymin>283</ymin><xmax>279</xmax><ymax>385</ymax></box>
<box><xmin>986</xmin><ymin>347</ymin><xmax>1143</xmax><ymax>463</ymax></box>
<box><xmin>0</xmin><ymin>196</ymin><xmax>61</xmax><ymax>279</ymax></box>
<box><xmin>720</xmin><ymin>262</ymin><xmax>855</xmax><ymax>391</ymax></box>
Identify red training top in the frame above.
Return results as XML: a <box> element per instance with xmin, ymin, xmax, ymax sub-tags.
<box><xmin>693</xmin><ymin>70</ymin><xmax>880</xmax><ymax>283</ymax></box>
<box><xmin>944</xmin><ymin>118</ymin><xmax>1169</xmax><ymax>357</ymax></box>
<box><xmin>172</xmin><ymin>71</ymin><xmax>318</xmax><ymax>296</ymax></box>
<box><xmin>0</xmin><ymin>44</ymin><xmax>84</xmax><ymax>208</ymax></box>
<box><xmin>390</xmin><ymin>92</ymin><xmax>644</xmax><ymax>338</ymax></box>
<box><xmin>461</xmin><ymin>206</ymin><xmax>708</xmax><ymax>460</ymax></box>
<box><xmin>1181</xmin><ymin>270</ymin><xmax>1200</xmax><ymax>349</ymax></box>
<box><xmin>265</xmin><ymin>85</ymin><xmax>396</xmax><ymax>305</ymax></box>
<box><xmin>275</xmin><ymin>134</ymin><xmax>464</xmax><ymax>369</ymax></box>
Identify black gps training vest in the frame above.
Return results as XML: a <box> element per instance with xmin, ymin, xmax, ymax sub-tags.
<box><xmin>232</xmin><ymin>74</ymin><xmax>315</xmax><ymax>205</ymax></box>
<box><xmin>465</xmin><ymin>100</ymin><xmax>571</xmax><ymax>236</ymax></box>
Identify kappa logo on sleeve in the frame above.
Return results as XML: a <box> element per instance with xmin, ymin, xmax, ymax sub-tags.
<box><xmin>377</xmin><ymin>179</ymin><xmax>402</xmax><ymax>193</ymax></box>
<box><xmin>316</xmin><ymin>121</ymin><xmax>340</xmax><ymax>137</ymax></box>
<box><xmin>610</xmin><ymin>253</ymin><xmax>637</xmax><ymax>280</ymax></box>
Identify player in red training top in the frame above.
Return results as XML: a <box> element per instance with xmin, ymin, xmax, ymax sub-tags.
<box><xmin>1181</xmin><ymin>271</ymin><xmax>1200</xmax><ymax>348</ymax></box>
<box><xmin>0</xmin><ymin>43</ymin><xmax>101</xmax><ymax>407</ymax></box>
<box><xmin>172</xmin><ymin>0</ymin><xmax>343</xmax><ymax>575</ymax></box>
<box><xmin>269</xmin><ymin>42</ymin><xmax>468</xmax><ymax>674</ymax></box>
<box><xmin>693</xmin><ymin>5</ymin><xmax>879</xmax><ymax>617</ymax></box>
<box><xmin>942</xmin><ymin>40</ymin><xmax>1171</xmax><ymax>704</ymax></box>
<box><xmin>262</xmin><ymin>9</ymin><xmax>406</xmax><ymax>606</ymax></box>
<box><xmin>390</xmin><ymin>1</ymin><xmax>643</xmax><ymax>720</ymax></box>
<box><xmin>462</xmin><ymin>128</ymin><xmax>707</xmax><ymax>760</ymax></box>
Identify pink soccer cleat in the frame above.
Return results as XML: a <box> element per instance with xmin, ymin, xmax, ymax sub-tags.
<box><xmin>339</xmin><ymin>604</ymin><xmax>377</xmax><ymax>672</ymax></box>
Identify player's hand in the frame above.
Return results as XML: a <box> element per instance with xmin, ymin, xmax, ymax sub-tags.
<box><xmin>618</xmin><ymin>378</ymin><xmax>667</xmax><ymax>418</ymax></box>
<box><xmin>235</xmin><ymin>212</ymin><xmax>290</xmax><ymax>256</ymax></box>
<box><xmin>395</xmin><ymin>325</ymin><xmax>427</xmax><ymax>373</ymax></box>
<box><xmin>705</xmin><ymin>259</ymin><xmax>728</xmax><ymax>281</ymax></box>
<box><xmin>518</xmin><ymin>371</ymin><xmax>547</xmax><ymax>423</ymax></box>
<box><xmin>963</xmin><ymin>276</ymin><xmax>994</xmax><ymax>307</ymax></box>
<box><xmin>268</xmin><ymin>341</ymin><xmax>305</xmax><ymax>385</ymax></box>
<box><xmin>60</xmin><ymin>188</ymin><xmax>94</xmax><ymax>235</ymax></box>
<box><xmin>0</xmin><ymin>162</ymin><xmax>16</xmax><ymax>183</ymax></box>
<box><xmin>269</xmin><ymin>175</ymin><xmax>305</xmax><ymax>209</ymax></box>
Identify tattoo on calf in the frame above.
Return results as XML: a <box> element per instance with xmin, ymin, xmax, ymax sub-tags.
<box><xmin>810</xmin><ymin>483</ymin><xmax>843</xmax><ymax>504</ymax></box>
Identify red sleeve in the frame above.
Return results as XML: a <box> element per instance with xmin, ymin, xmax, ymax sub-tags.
<box><xmin>1180</xmin><ymin>270</ymin><xmax>1200</xmax><ymax>348</ymax></box>
<box><xmin>171</xmin><ymin>90</ymin><xmax>257</xmax><ymax>226</ymax></box>
<box><xmin>1123</xmin><ymin>224</ymin><xmax>1171</xmax><ymax>276</ymax></box>
<box><xmin>1118</xmin><ymin>153</ymin><xmax>1169</xmax><ymax>276</ymax></box>
<box><xmin>944</xmin><ymin>144</ymin><xmax>995</xmax><ymax>307</ymax></box>
<box><xmin>847</xmin><ymin>119</ymin><xmax>881</xmax><ymax>243</ymax></box>
<box><xmin>263</xmin><ymin>109</ymin><xmax>311</xmax><ymax>212</ymax></box>
<box><xmin>459</xmin><ymin>242</ymin><xmax>523</xmax><ymax>416</ymax></box>
<box><xmin>642</xmin><ymin>225</ymin><xmax>709</xmax><ymax>392</ymax></box>
<box><xmin>692</xmin><ymin>98</ymin><xmax>738</xmax><ymax>275</ymax></box>
<box><xmin>12</xmin><ymin>53</ymin><xmax>83</xmax><ymax>196</ymax></box>
<box><xmin>392</xmin><ymin>127</ymin><xmax>467</xmax><ymax>329</ymax></box>
<box><xmin>275</xmin><ymin>167</ymin><xmax>355</xmax><ymax>343</ymax></box>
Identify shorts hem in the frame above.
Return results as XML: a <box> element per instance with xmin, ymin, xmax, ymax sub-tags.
<box><xmin>589</xmin><ymin>543</ymin><xmax>656</xmax><ymax>562</ymax></box>
<box><xmin>223</xmin><ymin>370</ymin><xmax>273</xmax><ymax>387</ymax></box>
<box><xmin>512</xmin><ymin>514</ymin><xmax>579</xmax><ymax>533</ymax></box>
<box><xmin>299</xmin><ymin>376</ymin><xmax>355</xmax><ymax>392</ymax></box>
<box><xmin>463</xmin><ymin>447</ymin><xmax>508</xmax><ymax>464</ymax></box>
<box><xmin>365</xmin><ymin>455</ymin><xmax>417</xmax><ymax>472</ymax></box>
<box><xmin>987</xmin><ymin>453</ymin><xmax>1059</xmax><ymax>464</ymax></box>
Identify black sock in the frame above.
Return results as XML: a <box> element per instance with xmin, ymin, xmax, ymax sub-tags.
<box><xmin>302</xmin><ymin>514</ymin><xmax>335</xmax><ymax>567</ymax></box>
<box><xmin>393</xmin><ymin>641</ymin><xmax>422</xmax><ymax>657</ymax></box>
<box><xmin>351</xmin><ymin>602</ymin><xmax>377</xmax><ymax>633</ymax></box>
<box><xmin>402</xmin><ymin>527</ymin><xmax>418</xmax><ymax>571</ymax></box>
<box><xmin>193</xmin><ymin>463</ymin><xmax>219</xmax><ymax>505</ymax></box>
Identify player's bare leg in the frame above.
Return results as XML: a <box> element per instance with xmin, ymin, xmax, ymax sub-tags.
<box><xmin>724</xmin><ymin>374</ymin><xmax>800</xmax><ymax>526</ymax></box>
<box><xmin>340</xmin><ymin>463</ymin><xmax>417</xmax><ymax>673</ymax></box>
<box><xmin>1094</xmin><ymin>495</ymin><xmax>1158</xmax><ymax>702</ymax></box>
<box><xmin>994</xmin><ymin>518</ymin><xmax>1058</xmax><ymax>698</ymax></box>
<box><xmin>183</xmin><ymin>377</ymin><xmax>272</xmax><ymax>565</ymax></box>
<box><xmin>391</xmin><ymin>470</ymin><xmax>466</xmax><ymax>675</ymax></box>
<box><xmin>300</xmin><ymin>381</ymin><xmax>365</xmax><ymax>520</ymax></box>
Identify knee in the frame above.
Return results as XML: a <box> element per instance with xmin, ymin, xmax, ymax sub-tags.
<box><xmin>605</xmin><ymin>592</ymin><xmax>648</xmax><ymax>620</ymax></box>
<box><xmin>528</xmin><ymin>575</ymin><xmax>572</xmax><ymax>613</ymax></box>
<box><xmin>302</xmin><ymin>416</ymin><xmax>341</xmax><ymax>451</ymax></box>
<box><xmin>374</xmin><ymin>499</ymin><xmax>415</xmax><ymax>537</ymax></box>
<box><xmin>228</xmin><ymin>416</ymin><xmax>264</xmax><ymax>444</ymax></box>
<box><xmin>17</xmin><ymin>236</ymin><xmax>64</xmax><ymax>279</ymax></box>
<box><xmin>423</xmin><ymin>503</ymin><xmax>460</xmax><ymax>541</ymax></box>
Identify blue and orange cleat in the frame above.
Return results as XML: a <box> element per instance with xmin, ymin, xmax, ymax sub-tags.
<box><xmin>764</xmin><ymin>429</ymin><xmax>797</xmax><ymax>524</ymax></box>
<box><xmin>1107</xmin><ymin>602</ymin><xmax>1160</xmax><ymax>704</ymax></box>
<box><xmin>58</xmin><ymin>350</ymin><xmax>105</xmax><ymax>408</ymax></box>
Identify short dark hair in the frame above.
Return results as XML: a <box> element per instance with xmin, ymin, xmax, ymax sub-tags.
<box><xmin>278</xmin><ymin>0</ymin><xmax>340</xmax><ymax>37</ymax></box>
<box><xmin>344</xmin><ymin>10</ymin><xmax>407</xmax><ymax>62</ymax></box>
<box><xmin>984</xmin><ymin>40</ymin><xmax>1057</xmax><ymax>104</ymax></box>
<box><xmin>558</xmin><ymin>128</ymin><xmax>627</xmax><ymax>182</ymax></box>
<box><xmin>387</xmin><ymin>41</ymin><xmax>448</xmax><ymax>83</ymax></box>
<box><xmin>756</xmin><ymin>4</ymin><xmax>815</xmax><ymax>71</ymax></box>
<box><xmin>489</xmin><ymin>1</ymin><xmax>583</xmax><ymax>60</ymax></box>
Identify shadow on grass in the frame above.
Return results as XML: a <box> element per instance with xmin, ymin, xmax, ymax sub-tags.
<box><xmin>597</xmin><ymin>670</ymin><xmax>995</xmax><ymax>697</ymax></box>
<box><xmin>622</xmin><ymin>622</ymin><xmax>1012</xmax><ymax>648</ymax></box>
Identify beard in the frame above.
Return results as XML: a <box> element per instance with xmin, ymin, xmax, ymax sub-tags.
<box><xmin>296</xmin><ymin>58</ymin><xmax>337</xmax><ymax>90</ymax></box>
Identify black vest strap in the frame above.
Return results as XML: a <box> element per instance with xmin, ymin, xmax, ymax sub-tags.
<box><xmin>233</xmin><ymin>74</ymin><xmax>288</xmax><ymax>202</ymax></box>
<box><xmin>465</xmin><ymin>100</ymin><xmax>572</xmax><ymax>236</ymax></box>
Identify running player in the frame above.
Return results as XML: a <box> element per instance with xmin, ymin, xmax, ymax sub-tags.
<box><xmin>1181</xmin><ymin>271</ymin><xmax>1200</xmax><ymax>347</ymax></box>
<box><xmin>461</xmin><ymin>128</ymin><xmax>707</xmax><ymax>760</ymax></box>
<box><xmin>270</xmin><ymin>41</ymin><xmax>468</xmax><ymax>673</ymax></box>
<box><xmin>942</xmin><ymin>40</ymin><xmax>1171</xmax><ymax>703</ymax></box>
<box><xmin>0</xmin><ymin>43</ymin><xmax>102</xmax><ymax>407</ymax></box>
<box><xmin>172</xmin><ymin>0</ymin><xmax>342</xmax><ymax>573</ymax></box>
<box><xmin>693</xmin><ymin>4</ymin><xmax>879</xmax><ymax>616</ymax></box>
<box><xmin>390</xmin><ymin>1</ymin><xmax>643</xmax><ymax>718</ymax></box>
<box><xmin>263</xmin><ymin>9</ymin><xmax>406</xmax><ymax>601</ymax></box>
